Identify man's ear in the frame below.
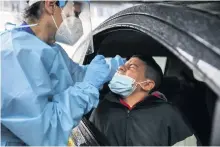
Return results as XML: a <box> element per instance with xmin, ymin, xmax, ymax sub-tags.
<box><xmin>142</xmin><ymin>80</ymin><xmax>155</xmax><ymax>92</ymax></box>
<box><xmin>44</xmin><ymin>0</ymin><xmax>56</xmax><ymax>15</ymax></box>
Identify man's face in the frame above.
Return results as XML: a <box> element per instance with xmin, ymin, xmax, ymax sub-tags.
<box><xmin>117</xmin><ymin>57</ymin><xmax>155</xmax><ymax>92</ymax></box>
<box><xmin>118</xmin><ymin>57</ymin><xmax>147</xmax><ymax>83</ymax></box>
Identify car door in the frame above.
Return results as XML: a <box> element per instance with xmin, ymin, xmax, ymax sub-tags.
<box><xmin>68</xmin><ymin>117</ymin><xmax>110</xmax><ymax>146</ymax></box>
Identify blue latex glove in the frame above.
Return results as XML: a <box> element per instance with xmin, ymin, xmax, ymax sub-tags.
<box><xmin>84</xmin><ymin>55</ymin><xmax>110</xmax><ymax>89</ymax></box>
<box><xmin>106</xmin><ymin>55</ymin><xmax>126</xmax><ymax>81</ymax></box>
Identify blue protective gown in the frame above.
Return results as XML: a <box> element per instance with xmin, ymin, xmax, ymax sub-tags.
<box><xmin>1</xmin><ymin>29</ymin><xmax>99</xmax><ymax>146</ymax></box>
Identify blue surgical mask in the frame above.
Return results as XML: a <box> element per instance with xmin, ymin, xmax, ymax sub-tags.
<box><xmin>108</xmin><ymin>73</ymin><xmax>137</xmax><ymax>97</ymax></box>
<box><xmin>108</xmin><ymin>73</ymin><xmax>149</xmax><ymax>98</ymax></box>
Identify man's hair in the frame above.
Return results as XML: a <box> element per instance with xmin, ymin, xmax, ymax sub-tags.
<box><xmin>132</xmin><ymin>55</ymin><xmax>163</xmax><ymax>90</ymax></box>
<box><xmin>24</xmin><ymin>1</ymin><xmax>45</xmax><ymax>22</ymax></box>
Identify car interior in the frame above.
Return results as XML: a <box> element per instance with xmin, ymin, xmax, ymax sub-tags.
<box><xmin>70</xmin><ymin>28</ymin><xmax>218</xmax><ymax>146</ymax></box>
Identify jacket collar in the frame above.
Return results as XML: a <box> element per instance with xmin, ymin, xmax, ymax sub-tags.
<box><xmin>105</xmin><ymin>91</ymin><xmax>168</xmax><ymax>108</ymax></box>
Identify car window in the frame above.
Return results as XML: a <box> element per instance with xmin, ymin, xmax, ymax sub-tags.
<box><xmin>153</xmin><ymin>57</ymin><xmax>167</xmax><ymax>74</ymax></box>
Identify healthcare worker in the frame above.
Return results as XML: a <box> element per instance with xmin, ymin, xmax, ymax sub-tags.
<box><xmin>1</xmin><ymin>0</ymin><xmax>124</xmax><ymax>146</ymax></box>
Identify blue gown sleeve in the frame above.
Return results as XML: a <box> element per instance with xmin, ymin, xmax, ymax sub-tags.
<box><xmin>59</xmin><ymin>47</ymin><xmax>88</xmax><ymax>82</ymax></box>
<box><xmin>1</xmin><ymin>47</ymin><xmax>99</xmax><ymax>146</ymax></box>
<box><xmin>2</xmin><ymin>83</ymin><xmax>99</xmax><ymax>146</ymax></box>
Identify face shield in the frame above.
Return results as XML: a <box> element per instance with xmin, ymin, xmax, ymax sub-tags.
<box><xmin>55</xmin><ymin>0</ymin><xmax>94</xmax><ymax>56</ymax></box>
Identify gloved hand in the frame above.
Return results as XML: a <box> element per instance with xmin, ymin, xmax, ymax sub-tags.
<box><xmin>106</xmin><ymin>55</ymin><xmax>126</xmax><ymax>81</ymax></box>
<box><xmin>84</xmin><ymin>55</ymin><xmax>110</xmax><ymax>89</ymax></box>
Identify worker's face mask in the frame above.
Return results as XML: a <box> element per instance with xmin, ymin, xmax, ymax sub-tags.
<box><xmin>52</xmin><ymin>15</ymin><xmax>83</xmax><ymax>46</ymax></box>
<box><xmin>51</xmin><ymin>1</ymin><xmax>83</xmax><ymax>46</ymax></box>
<box><xmin>50</xmin><ymin>1</ymin><xmax>94</xmax><ymax>55</ymax></box>
<box><xmin>108</xmin><ymin>73</ymin><xmax>148</xmax><ymax>98</ymax></box>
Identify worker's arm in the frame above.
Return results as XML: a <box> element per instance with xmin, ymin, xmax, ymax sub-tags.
<box><xmin>59</xmin><ymin>47</ymin><xmax>87</xmax><ymax>82</ymax></box>
<box><xmin>67</xmin><ymin>54</ymin><xmax>126</xmax><ymax>83</ymax></box>
<box><xmin>1</xmin><ymin>83</ymin><xmax>99</xmax><ymax>146</ymax></box>
<box><xmin>59</xmin><ymin>45</ymin><xmax>126</xmax><ymax>83</ymax></box>
<box><xmin>1</xmin><ymin>50</ymin><xmax>107</xmax><ymax>146</ymax></box>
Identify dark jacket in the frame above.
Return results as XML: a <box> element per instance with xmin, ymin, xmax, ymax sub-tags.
<box><xmin>90</xmin><ymin>92</ymin><xmax>199</xmax><ymax>146</ymax></box>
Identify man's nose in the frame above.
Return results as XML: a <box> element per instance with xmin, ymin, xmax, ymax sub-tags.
<box><xmin>117</xmin><ymin>65</ymin><xmax>127</xmax><ymax>74</ymax></box>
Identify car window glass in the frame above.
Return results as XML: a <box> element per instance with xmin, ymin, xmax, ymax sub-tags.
<box><xmin>153</xmin><ymin>57</ymin><xmax>167</xmax><ymax>74</ymax></box>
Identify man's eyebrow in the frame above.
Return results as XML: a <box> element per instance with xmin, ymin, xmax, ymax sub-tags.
<box><xmin>125</xmin><ymin>60</ymin><xmax>139</xmax><ymax>68</ymax></box>
<box><xmin>130</xmin><ymin>63</ymin><xmax>139</xmax><ymax>68</ymax></box>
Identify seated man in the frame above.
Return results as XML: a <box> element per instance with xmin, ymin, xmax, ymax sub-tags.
<box><xmin>90</xmin><ymin>55</ymin><xmax>199</xmax><ymax>146</ymax></box>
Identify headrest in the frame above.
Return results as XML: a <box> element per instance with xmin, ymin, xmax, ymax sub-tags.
<box><xmin>159</xmin><ymin>76</ymin><xmax>182</xmax><ymax>94</ymax></box>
